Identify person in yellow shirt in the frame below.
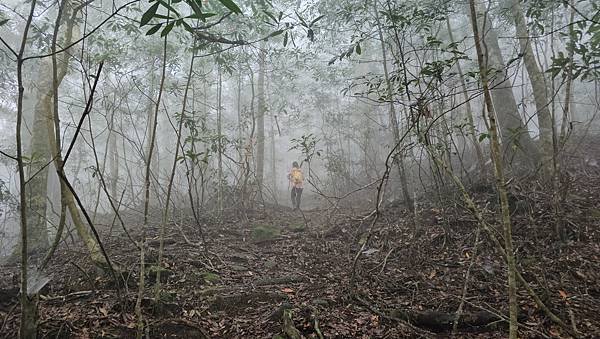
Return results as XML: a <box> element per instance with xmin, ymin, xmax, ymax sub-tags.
<box><xmin>287</xmin><ymin>161</ymin><xmax>304</xmax><ymax>210</ymax></box>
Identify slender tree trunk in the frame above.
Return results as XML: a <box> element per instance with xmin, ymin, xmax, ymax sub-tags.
<box><xmin>91</xmin><ymin>114</ymin><xmax>111</xmax><ymax>222</ymax></box>
<box><xmin>446</xmin><ymin>18</ymin><xmax>486</xmax><ymax>179</ymax></box>
<box><xmin>510</xmin><ymin>0</ymin><xmax>553</xmax><ymax>176</ymax></box>
<box><xmin>144</xmin><ymin>71</ymin><xmax>159</xmax><ymax>194</ymax></box>
<box><xmin>469</xmin><ymin>1</ymin><xmax>519</xmax><ymax>337</ymax></box>
<box><xmin>374</xmin><ymin>0</ymin><xmax>412</xmax><ymax>208</ymax></box>
<box><xmin>217</xmin><ymin>67</ymin><xmax>223</xmax><ymax>217</ymax></box>
<box><xmin>136</xmin><ymin>30</ymin><xmax>168</xmax><ymax>339</ymax></box>
<box><xmin>17</xmin><ymin>1</ymin><xmax>38</xmax><ymax>337</ymax></box>
<box><xmin>237</xmin><ymin>71</ymin><xmax>243</xmax><ymax>163</ymax></box>
<box><xmin>109</xmin><ymin>114</ymin><xmax>119</xmax><ymax>200</ymax></box>
<box><xmin>155</xmin><ymin>51</ymin><xmax>195</xmax><ymax>302</ymax></box>
<box><xmin>270</xmin><ymin>108</ymin><xmax>278</xmax><ymax>202</ymax></box>
<box><xmin>560</xmin><ymin>0</ymin><xmax>576</xmax><ymax>144</ymax></box>
<box><xmin>241</xmin><ymin>67</ymin><xmax>256</xmax><ymax>213</ymax></box>
<box><xmin>256</xmin><ymin>46</ymin><xmax>266</xmax><ymax>200</ymax></box>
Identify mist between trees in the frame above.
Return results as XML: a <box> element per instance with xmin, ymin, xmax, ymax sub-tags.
<box><xmin>0</xmin><ymin>0</ymin><xmax>599</xmax><ymax>338</ymax></box>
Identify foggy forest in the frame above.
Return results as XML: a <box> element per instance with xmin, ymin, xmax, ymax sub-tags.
<box><xmin>0</xmin><ymin>0</ymin><xmax>599</xmax><ymax>337</ymax></box>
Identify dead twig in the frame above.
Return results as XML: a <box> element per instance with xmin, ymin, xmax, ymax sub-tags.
<box><xmin>0</xmin><ymin>303</ymin><xmax>18</xmax><ymax>333</ymax></box>
<box><xmin>452</xmin><ymin>227</ymin><xmax>481</xmax><ymax>335</ymax></box>
<box><xmin>70</xmin><ymin>261</ymin><xmax>96</xmax><ymax>291</ymax></box>
<box><xmin>40</xmin><ymin>290</ymin><xmax>94</xmax><ymax>302</ymax></box>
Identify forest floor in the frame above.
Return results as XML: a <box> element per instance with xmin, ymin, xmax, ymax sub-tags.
<box><xmin>2</xmin><ymin>147</ymin><xmax>600</xmax><ymax>338</ymax></box>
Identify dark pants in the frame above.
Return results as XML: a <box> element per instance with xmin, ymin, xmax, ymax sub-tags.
<box><xmin>291</xmin><ymin>187</ymin><xmax>303</xmax><ymax>209</ymax></box>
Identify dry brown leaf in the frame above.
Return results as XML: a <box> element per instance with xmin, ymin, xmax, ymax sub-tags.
<box><xmin>559</xmin><ymin>290</ymin><xmax>568</xmax><ymax>299</ymax></box>
<box><xmin>99</xmin><ymin>306</ymin><xmax>108</xmax><ymax>317</ymax></box>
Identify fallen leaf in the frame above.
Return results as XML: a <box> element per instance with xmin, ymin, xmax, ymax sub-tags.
<box><xmin>99</xmin><ymin>306</ymin><xmax>108</xmax><ymax>317</ymax></box>
<box><xmin>559</xmin><ymin>290</ymin><xmax>568</xmax><ymax>299</ymax></box>
<box><xmin>281</xmin><ymin>288</ymin><xmax>294</xmax><ymax>293</ymax></box>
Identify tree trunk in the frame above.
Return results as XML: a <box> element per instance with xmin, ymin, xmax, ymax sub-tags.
<box><xmin>469</xmin><ymin>1</ymin><xmax>519</xmax><ymax>337</ymax></box>
<box><xmin>17</xmin><ymin>1</ymin><xmax>39</xmax><ymax>337</ymax></box>
<box><xmin>154</xmin><ymin>50</ymin><xmax>195</xmax><ymax>303</ymax></box>
<box><xmin>241</xmin><ymin>67</ymin><xmax>256</xmax><ymax>212</ymax></box>
<box><xmin>374</xmin><ymin>0</ymin><xmax>412</xmax><ymax>208</ymax></box>
<box><xmin>270</xmin><ymin>108</ymin><xmax>278</xmax><ymax>201</ymax></box>
<box><xmin>237</xmin><ymin>71</ymin><xmax>243</xmax><ymax>163</ymax></box>
<box><xmin>510</xmin><ymin>0</ymin><xmax>553</xmax><ymax>177</ymax></box>
<box><xmin>136</xmin><ymin>31</ymin><xmax>168</xmax><ymax>339</ymax></box>
<box><xmin>446</xmin><ymin>18</ymin><xmax>486</xmax><ymax>179</ymax></box>
<box><xmin>108</xmin><ymin>110</ymin><xmax>119</xmax><ymax>201</ymax></box>
<box><xmin>256</xmin><ymin>46</ymin><xmax>267</xmax><ymax>200</ymax></box>
<box><xmin>25</xmin><ymin>65</ymin><xmax>52</xmax><ymax>253</ymax></box>
<box><xmin>560</xmin><ymin>0</ymin><xmax>576</xmax><ymax>144</ymax></box>
<box><xmin>24</xmin><ymin>0</ymin><xmax>81</xmax><ymax>254</ymax></box>
<box><xmin>471</xmin><ymin>4</ymin><xmax>539</xmax><ymax>168</ymax></box>
<box><xmin>217</xmin><ymin>67</ymin><xmax>223</xmax><ymax>217</ymax></box>
<box><xmin>144</xmin><ymin>70</ymin><xmax>159</xmax><ymax>195</ymax></box>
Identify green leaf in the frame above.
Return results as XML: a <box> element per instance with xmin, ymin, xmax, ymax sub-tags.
<box><xmin>0</xmin><ymin>19</ymin><xmax>9</xmax><ymax>27</ymax></box>
<box><xmin>269</xmin><ymin>29</ymin><xmax>284</xmax><ymax>38</ymax></box>
<box><xmin>283</xmin><ymin>31</ymin><xmax>288</xmax><ymax>46</ymax></box>
<box><xmin>188</xmin><ymin>0</ymin><xmax>204</xmax><ymax>21</ymax></box>
<box><xmin>263</xmin><ymin>10</ymin><xmax>278</xmax><ymax>23</ymax></box>
<box><xmin>296</xmin><ymin>11</ymin><xmax>308</xmax><ymax>27</ymax></box>
<box><xmin>309</xmin><ymin>14</ymin><xmax>325</xmax><ymax>26</ymax></box>
<box><xmin>478</xmin><ymin>133</ymin><xmax>489</xmax><ymax>142</ymax></box>
<box><xmin>187</xmin><ymin>12</ymin><xmax>216</xmax><ymax>20</ymax></box>
<box><xmin>217</xmin><ymin>0</ymin><xmax>242</xmax><ymax>14</ymax></box>
<box><xmin>146</xmin><ymin>23</ymin><xmax>163</xmax><ymax>35</ymax></box>
<box><xmin>356</xmin><ymin>43</ymin><xmax>361</xmax><ymax>55</ymax></box>
<box><xmin>182</xmin><ymin>20</ymin><xmax>195</xmax><ymax>34</ymax></box>
<box><xmin>157</xmin><ymin>0</ymin><xmax>181</xmax><ymax>16</ymax></box>
<box><xmin>153</xmin><ymin>14</ymin><xmax>174</xmax><ymax>19</ymax></box>
<box><xmin>161</xmin><ymin>21</ymin><xmax>175</xmax><ymax>36</ymax></box>
<box><xmin>141</xmin><ymin>2</ymin><xmax>160</xmax><ymax>26</ymax></box>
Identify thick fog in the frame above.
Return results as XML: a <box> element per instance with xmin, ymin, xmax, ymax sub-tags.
<box><xmin>1</xmin><ymin>0</ymin><xmax>600</xmax><ymax>337</ymax></box>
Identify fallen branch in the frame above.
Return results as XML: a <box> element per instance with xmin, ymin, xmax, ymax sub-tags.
<box><xmin>388</xmin><ymin>308</ymin><xmax>500</xmax><ymax>332</ymax></box>
<box><xmin>282</xmin><ymin>309</ymin><xmax>301</xmax><ymax>339</ymax></box>
<box><xmin>40</xmin><ymin>290</ymin><xmax>94</xmax><ymax>302</ymax></box>
<box><xmin>354</xmin><ymin>295</ymin><xmax>435</xmax><ymax>336</ymax></box>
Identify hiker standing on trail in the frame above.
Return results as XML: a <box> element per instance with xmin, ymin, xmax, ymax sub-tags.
<box><xmin>287</xmin><ymin>161</ymin><xmax>304</xmax><ymax>210</ymax></box>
